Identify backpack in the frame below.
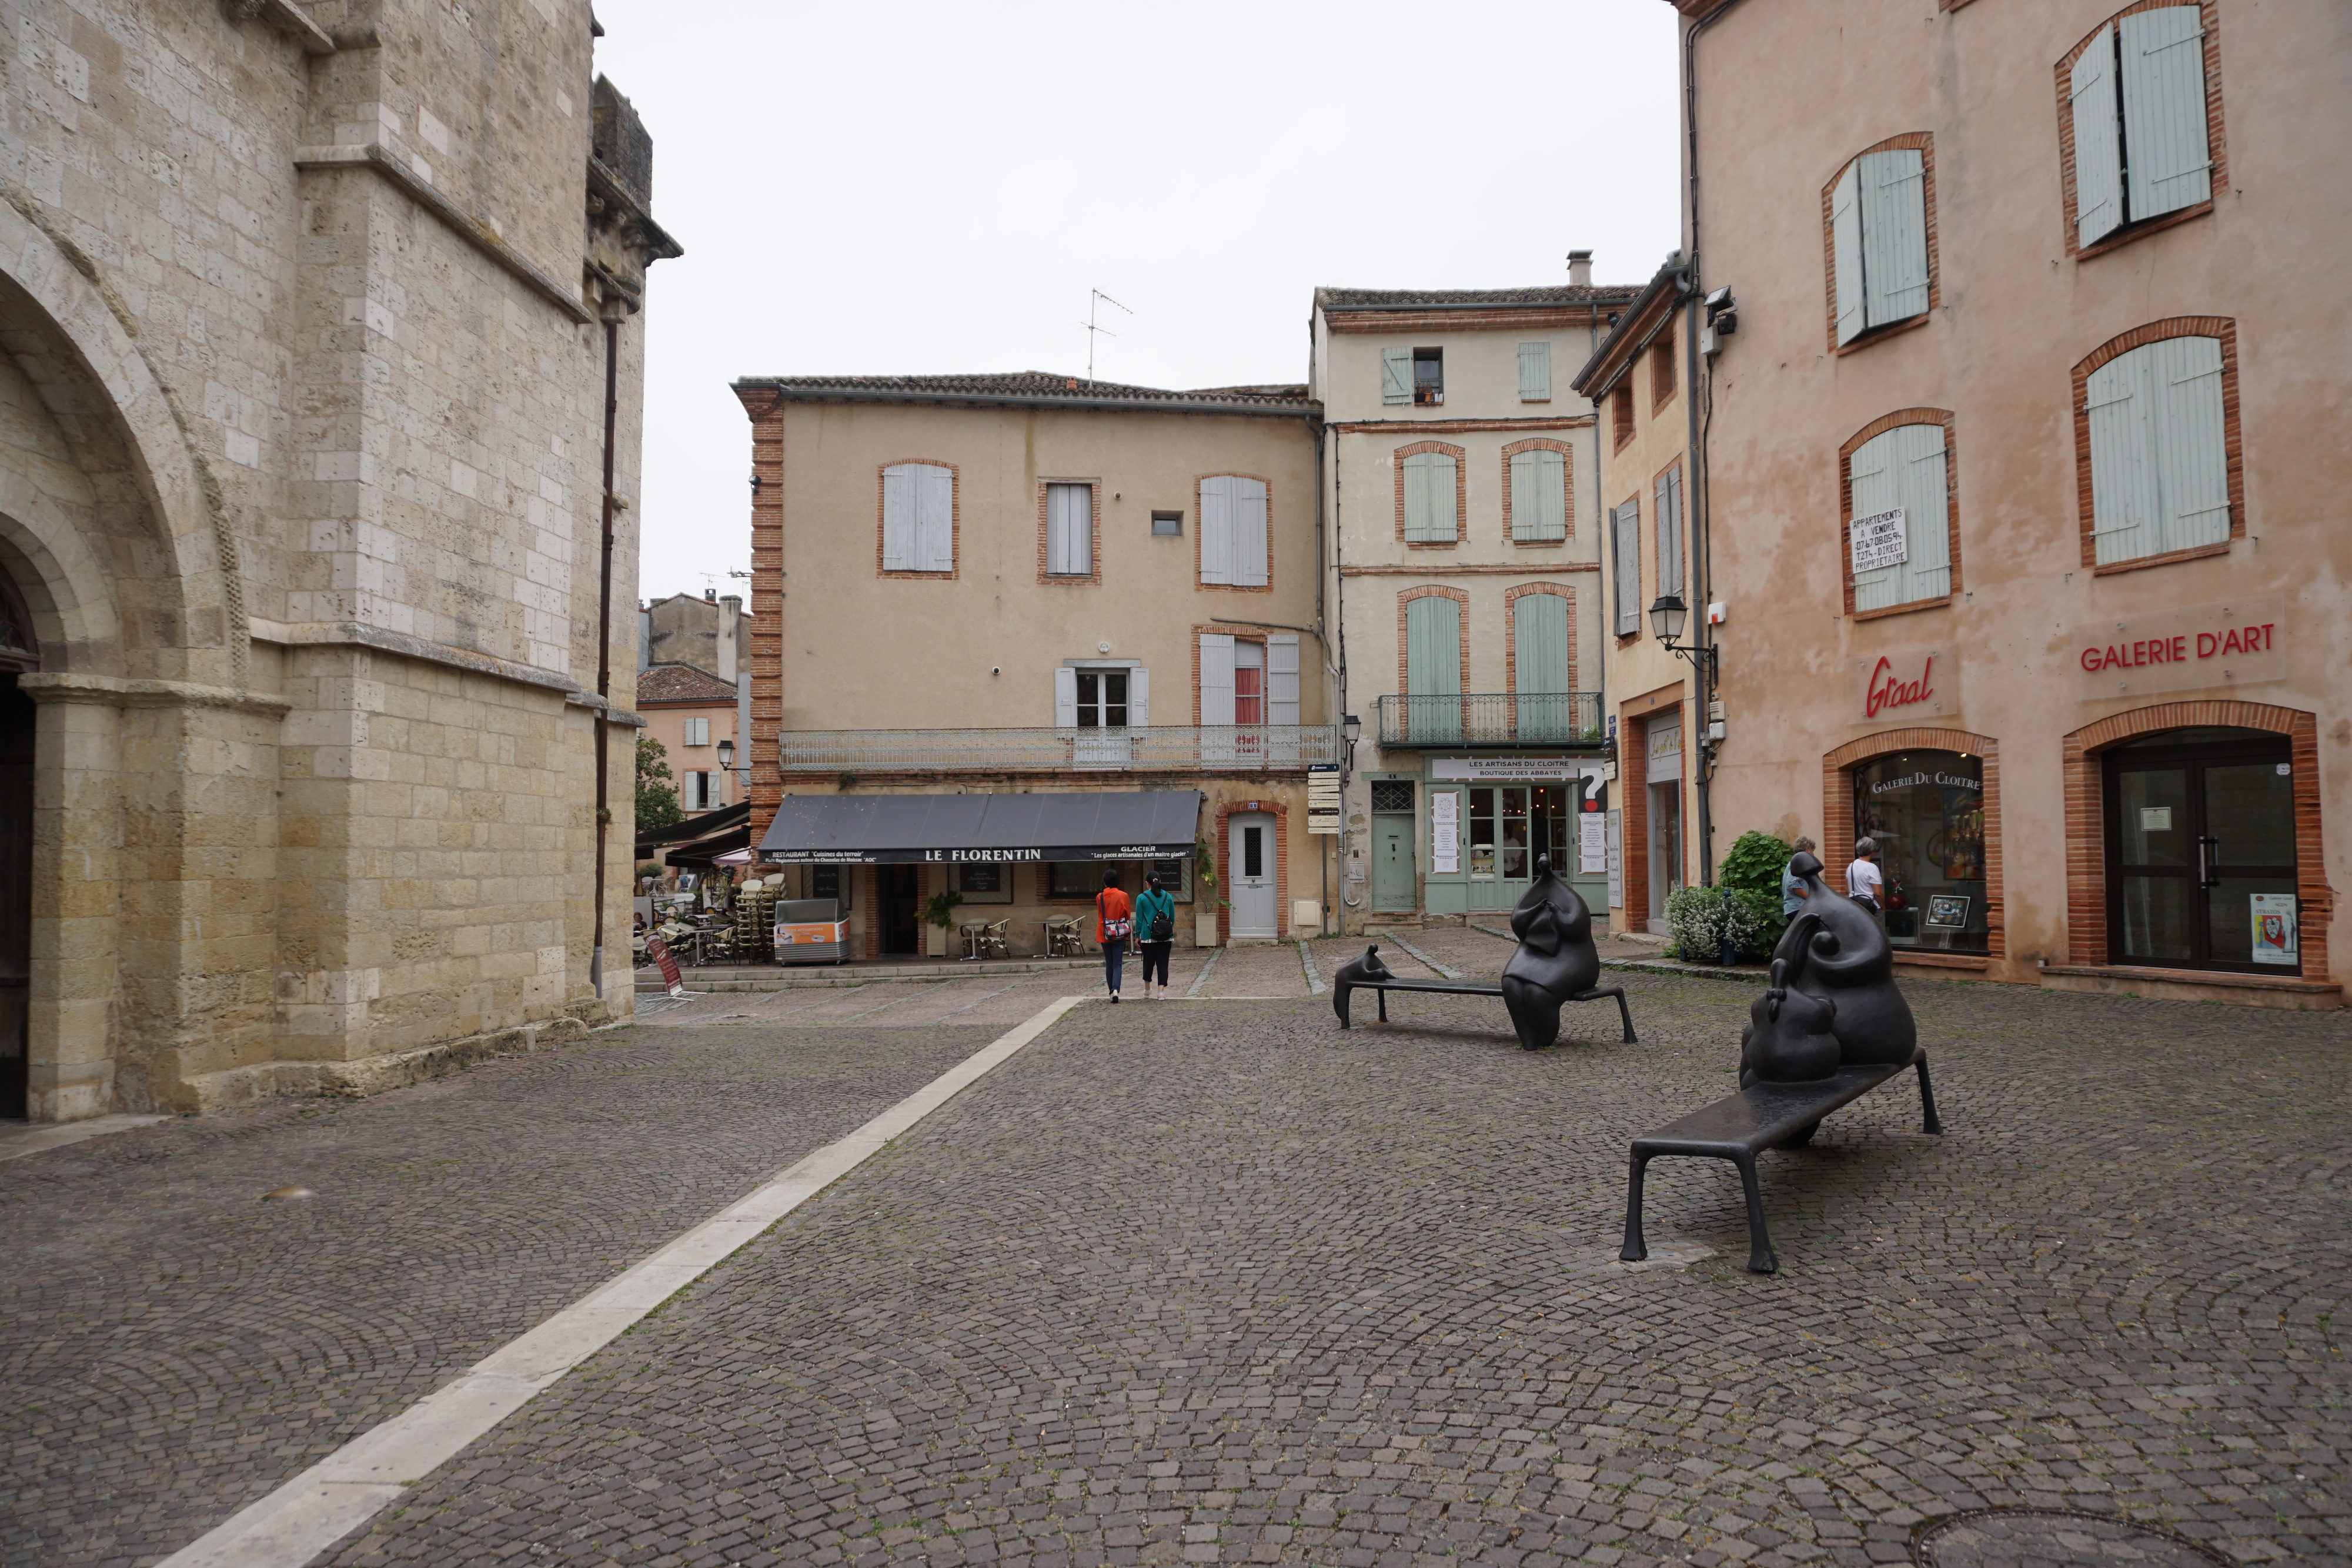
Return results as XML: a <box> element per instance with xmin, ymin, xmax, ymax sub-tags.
<box><xmin>1149</xmin><ymin>898</ymin><xmax>1174</xmax><ymax>942</ymax></box>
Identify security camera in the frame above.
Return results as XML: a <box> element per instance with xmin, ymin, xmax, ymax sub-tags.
<box><xmin>991</xmin><ymin>666</ymin><xmax>1001</xmax><ymax>676</ymax></box>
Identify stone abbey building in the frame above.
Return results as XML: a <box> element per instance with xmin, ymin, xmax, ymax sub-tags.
<box><xmin>0</xmin><ymin>0</ymin><xmax>674</xmax><ymax>1119</ymax></box>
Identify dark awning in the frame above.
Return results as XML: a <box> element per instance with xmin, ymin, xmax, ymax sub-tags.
<box><xmin>756</xmin><ymin>790</ymin><xmax>1204</xmax><ymax>865</ymax></box>
<box><xmin>662</xmin><ymin>820</ymin><xmax>751</xmax><ymax>867</ymax></box>
<box><xmin>636</xmin><ymin>800</ymin><xmax>749</xmax><ymax>853</ymax></box>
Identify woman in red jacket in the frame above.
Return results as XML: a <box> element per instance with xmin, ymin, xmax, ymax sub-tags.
<box><xmin>1095</xmin><ymin>869</ymin><xmax>1132</xmax><ymax>1003</ymax></box>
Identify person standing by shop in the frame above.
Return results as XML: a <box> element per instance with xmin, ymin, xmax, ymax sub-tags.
<box><xmin>1782</xmin><ymin>836</ymin><xmax>1818</xmax><ymax>918</ymax></box>
<box><xmin>1132</xmin><ymin>872</ymin><xmax>1177</xmax><ymax>1001</ymax></box>
<box><xmin>1096</xmin><ymin>869</ymin><xmax>1133</xmax><ymax>1002</ymax></box>
<box><xmin>1846</xmin><ymin>837</ymin><xmax>1886</xmax><ymax>925</ymax></box>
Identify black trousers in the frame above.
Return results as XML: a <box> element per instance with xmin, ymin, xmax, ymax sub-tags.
<box><xmin>1138</xmin><ymin>941</ymin><xmax>1172</xmax><ymax>986</ymax></box>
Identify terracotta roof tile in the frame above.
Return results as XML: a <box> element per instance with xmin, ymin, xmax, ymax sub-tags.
<box><xmin>1315</xmin><ymin>284</ymin><xmax>1642</xmax><ymax>309</ymax></box>
<box><xmin>636</xmin><ymin>663</ymin><xmax>739</xmax><ymax>704</ymax></box>
<box><xmin>734</xmin><ymin>371</ymin><xmax>1319</xmax><ymax>414</ymax></box>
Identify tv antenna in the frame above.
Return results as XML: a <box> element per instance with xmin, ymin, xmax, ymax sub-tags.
<box><xmin>1078</xmin><ymin>289</ymin><xmax>1132</xmax><ymax>386</ymax></box>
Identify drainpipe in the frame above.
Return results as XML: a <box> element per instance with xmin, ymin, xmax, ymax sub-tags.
<box><xmin>1310</xmin><ymin>412</ymin><xmax>1331</xmax><ymax>935</ymax></box>
<box><xmin>590</xmin><ymin>304</ymin><xmax>623</xmax><ymax>999</ymax></box>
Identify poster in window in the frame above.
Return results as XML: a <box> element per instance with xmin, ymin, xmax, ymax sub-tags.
<box><xmin>1430</xmin><ymin>791</ymin><xmax>1458</xmax><ymax>875</ymax></box>
<box><xmin>1849</xmin><ymin>507</ymin><xmax>1908</xmax><ymax>574</ymax></box>
<box><xmin>1579</xmin><ymin>811</ymin><xmax>1608</xmax><ymax>875</ymax></box>
<box><xmin>2250</xmin><ymin>892</ymin><xmax>2298</xmax><ymax>966</ymax></box>
<box><xmin>1923</xmin><ymin>894</ymin><xmax>1970</xmax><ymax>930</ymax></box>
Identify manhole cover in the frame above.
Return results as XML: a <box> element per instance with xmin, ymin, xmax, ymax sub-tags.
<box><xmin>1915</xmin><ymin>1509</ymin><xmax>2230</xmax><ymax>1567</ymax></box>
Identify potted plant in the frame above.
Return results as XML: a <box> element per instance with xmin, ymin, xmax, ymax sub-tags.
<box><xmin>921</xmin><ymin>890</ymin><xmax>964</xmax><ymax>958</ymax></box>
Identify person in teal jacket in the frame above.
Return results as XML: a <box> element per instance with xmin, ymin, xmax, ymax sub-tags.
<box><xmin>1132</xmin><ymin>872</ymin><xmax>1178</xmax><ymax>1001</ymax></box>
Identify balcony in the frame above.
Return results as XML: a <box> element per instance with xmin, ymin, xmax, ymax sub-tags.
<box><xmin>1376</xmin><ymin>693</ymin><xmax>1603</xmax><ymax>748</ymax></box>
<box><xmin>778</xmin><ymin>724</ymin><xmax>1341</xmax><ymax>774</ymax></box>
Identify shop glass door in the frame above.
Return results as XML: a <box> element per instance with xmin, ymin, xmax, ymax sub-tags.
<box><xmin>2106</xmin><ymin>730</ymin><xmax>2298</xmax><ymax>973</ymax></box>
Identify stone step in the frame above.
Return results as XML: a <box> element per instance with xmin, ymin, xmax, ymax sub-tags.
<box><xmin>634</xmin><ymin>956</ymin><xmax>1101</xmax><ymax>992</ymax></box>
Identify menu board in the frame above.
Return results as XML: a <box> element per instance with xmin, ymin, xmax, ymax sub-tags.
<box><xmin>1430</xmin><ymin>791</ymin><xmax>1458</xmax><ymax>875</ymax></box>
<box><xmin>1579</xmin><ymin>811</ymin><xmax>1608</xmax><ymax>875</ymax></box>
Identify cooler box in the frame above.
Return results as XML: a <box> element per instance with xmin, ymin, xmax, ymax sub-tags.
<box><xmin>773</xmin><ymin>898</ymin><xmax>848</xmax><ymax>964</ymax></box>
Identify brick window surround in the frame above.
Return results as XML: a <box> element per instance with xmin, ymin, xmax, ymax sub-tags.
<box><xmin>1037</xmin><ymin>479</ymin><xmax>1103</xmax><ymax>586</ymax></box>
<box><xmin>1822</xmin><ymin>727</ymin><xmax>2003</xmax><ymax>967</ymax></box>
<box><xmin>1394</xmin><ymin>586</ymin><xmax>1471</xmax><ymax>700</ymax></box>
<box><xmin>1190</xmin><ymin>623</ymin><xmax>1267</xmax><ymax>725</ymax></box>
<box><xmin>1819</xmin><ymin>132</ymin><xmax>1941</xmax><ymax>356</ymax></box>
<box><xmin>1502</xmin><ymin>584</ymin><xmax>1578</xmax><ymax>727</ymax></box>
<box><xmin>2072</xmin><ymin>316</ymin><xmax>2244</xmax><ymax>576</ymax></box>
<box><xmin>1499</xmin><ymin>438</ymin><xmax>1575</xmax><ymax>547</ymax></box>
<box><xmin>1392</xmin><ymin>440</ymin><xmax>1468</xmax><ymax>548</ymax></box>
<box><xmin>1214</xmin><ymin>796</ymin><xmax>1289</xmax><ymax>945</ymax></box>
<box><xmin>1839</xmin><ymin>408</ymin><xmax>1963</xmax><ymax>620</ymax></box>
<box><xmin>1193</xmin><ymin>472</ymin><xmax>1275</xmax><ymax>593</ymax></box>
<box><xmin>2054</xmin><ymin>0</ymin><xmax>2226</xmax><ymax>263</ymax></box>
<box><xmin>1611</xmin><ymin>385</ymin><xmax>1634</xmax><ymax>453</ymax></box>
<box><xmin>874</xmin><ymin>457</ymin><xmax>960</xmax><ymax>581</ymax></box>
<box><xmin>1649</xmin><ymin>323</ymin><xmax>1677</xmax><ymax>414</ymax></box>
<box><xmin>2062</xmin><ymin>700</ymin><xmax>2326</xmax><ymax>978</ymax></box>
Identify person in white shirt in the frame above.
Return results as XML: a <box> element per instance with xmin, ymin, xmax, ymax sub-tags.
<box><xmin>1846</xmin><ymin>837</ymin><xmax>1885</xmax><ymax>921</ymax></box>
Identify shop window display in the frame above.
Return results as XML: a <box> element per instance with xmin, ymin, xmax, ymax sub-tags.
<box><xmin>1850</xmin><ymin>750</ymin><xmax>1987</xmax><ymax>952</ymax></box>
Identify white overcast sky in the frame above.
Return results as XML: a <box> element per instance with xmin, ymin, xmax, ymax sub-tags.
<box><xmin>592</xmin><ymin>1</ymin><xmax>1684</xmax><ymax>601</ymax></box>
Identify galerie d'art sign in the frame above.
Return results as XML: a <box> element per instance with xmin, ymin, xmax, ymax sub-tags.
<box><xmin>2072</xmin><ymin>596</ymin><xmax>2286</xmax><ymax>701</ymax></box>
<box><xmin>1849</xmin><ymin>647</ymin><xmax>1960</xmax><ymax>724</ymax></box>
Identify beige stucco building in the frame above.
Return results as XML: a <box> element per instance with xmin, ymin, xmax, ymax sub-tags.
<box><xmin>1673</xmin><ymin>0</ymin><xmax>2346</xmax><ymax>1006</ymax></box>
<box><xmin>1313</xmin><ymin>273</ymin><xmax>1639</xmax><ymax>935</ymax></box>
<box><xmin>734</xmin><ymin>374</ymin><xmax>1335</xmax><ymax>959</ymax></box>
<box><xmin>0</xmin><ymin>0</ymin><xmax>673</xmax><ymax>1120</ymax></box>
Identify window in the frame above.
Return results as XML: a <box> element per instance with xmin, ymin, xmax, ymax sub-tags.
<box><xmin>682</xmin><ymin>716</ymin><xmax>710</xmax><ymax>747</ymax></box>
<box><xmin>1048</xmin><ymin>861</ymin><xmax>1105</xmax><ymax>898</ymax></box>
<box><xmin>1828</xmin><ymin>138</ymin><xmax>1933</xmax><ymax>347</ymax></box>
<box><xmin>1400</xmin><ymin>449</ymin><xmax>1459</xmax><ymax>543</ymax></box>
<box><xmin>1233</xmin><ymin>641</ymin><xmax>1262</xmax><ymax>726</ymax></box>
<box><xmin>2081</xmin><ymin>329</ymin><xmax>2233</xmax><ymax>569</ymax></box>
<box><xmin>1506</xmin><ymin>444</ymin><xmax>1568</xmax><ymax>543</ymax></box>
<box><xmin>1197</xmin><ymin>636</ymin><xmax>1295</xmax><ymax>727</ymax></box>
<box><xmin>1198</xmin><ymin>475</ymin><xmax>1268</xmax><ymax>586</ymax></box>
<box><xmin>1650</xmin><ymin>329</ymin><xmax>1676</xmax><ymax>409</ymax></box>
<box><xmin>1518</xmin><ymin>341</ymin><xmax>1552</xmax><ymax>402</ymax></box>
<box><xmin>1413</xmin><ymin>347</ymin><xmax>1444</xmax><ymax>406</ymax></box>
<box><xmin>1370</xmin><ymin>780</ymin><xmax>1415</xmax><ymax>814</ymax></box>
<box><xmin>953</xmin><ymin>864</ymin><xmax>1011</xmax><ymax>904</ymax></box>
<box><xmin>1148</xmin><ymin>857</ymin><xmax>1194</xmax><ymax>903</ymax></box>
<box><xmin>683</xmin><ymin>770</ymin><xmax>720</xmax><ymax>811</ymax></box>
<box><xmin>1151</xmin><ymin>510</ymin><xmax>1182</xmax><ymax>537</ymax></box>
<box><xmin>1055</xmin><ymin>665</ymin><xmax>1149</xmax><ymax>727</ymax></box>
<box><xmin>1843</xmin><ymin>416</ymin><xmax>1955</xmax><ymax>615</ymax></box>
<box><xmin>880</xmin><ymin>462</ymin><xmax>954</xmax><ymax>574</ymax></box>
<box><xmin>1852</xmin><ymin>750</ymin><xmax>1987</xmax><ymax>954</ymax></box>
<box><xmin>1654</xmin><ymin>463</ymin><xmax>1683</xmax><ymax>606</ymax></box>
<box><xmin>1401</xmin><ymin>593</ymin><xmax>1462</xmax><ymax>744</ymax></box>
<box><xmin>1611</xmin><ymin>499</ymin><xmax>1642</xmax><ymax>637</ymax></box>
<box><xmin>1612</xmin><ymin>384</ymin><xmax>1634</xmax><ymax>450</ymax></box>
<box><xmin>2066</xmin><ymin>6</ymin><xmax>2217</xmax><ymax>254</ymax></box>
<box><xmin>1045</xmin><ymin>482</ymin><xmax>1093</xmax><ymax>577</ymax></box>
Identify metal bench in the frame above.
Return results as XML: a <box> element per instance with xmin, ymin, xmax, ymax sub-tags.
<box><xmin>1332</xmin><ymin>945</ymin><xmax>1636</xmax><ymax>1046</ymax></box>
<box><xmin>1619</xmin><ymin>1052</ymin><xmax>1942</xmax><ymax>1274</ymax></box>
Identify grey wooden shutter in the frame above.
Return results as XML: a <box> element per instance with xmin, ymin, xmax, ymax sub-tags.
<box><xmin>917</xmin><ymin>464</ymin><xmax>954</xmax><ymax>571</ymax></box>
<box><xmin>1198</xmin><ymin>475</ymin><xmax>1234</xmax><ymax>584</ymax></box>
<box><xmin>1611</xmin><ymin>500</ymin><xmax>1642</xmax><ymax>636</ymax></box>
<box><xmin>1513</xmin><ymin>592</ymin><xmax>1571</xmax><ymax>739</ymax></box>
<box><xmin>1128</xmin><ymin>666</ymin><xmax>1150</xmax><ymax>728</ymax></box>
<box><xmin>1402</xmin><ymin>451</ymin><xmax>1455</xmax><ymax>541</ymax></box>
<box><xmin>1054</xmin><ymin>667</ymin><xmax>1079</xmax><ymax>727</ymax></box>
<box><xmin>1198</xmin><ymin>633</ymin><xmax>1236</xmax><ymax>726</ymax></box>
<box><xmin>1518</xmin><ymin>342</ymin><xmax>1551</xmax><ymax>402</ymax></box>
<box><xmin>1859</xmin><ymin>148</ymin><xmax>1929</xmax><ymax>326</ymax></box>
<box><xmin>2147</xmin><ymin>335</ymin><xmax>2230</xmax><ymax>556</ymax></box>
<box><xmin>881</xmin><ymin>464</ymin><xmax>916</xmax><ymax>569</ymax></box>
<box><xmin>1831</xmin><ymin>162</ymin><xmax>1865</xmax><ymax>346</ymax></box>
<box><xmin>1381</xmin><ymin>347</ymin><xmax>1412</xmax><ymax>404</ymax></box>
<box><xmin>1511</xmin><ymin>449</ymin><xmax>1566</xmax><ymax>541</ymax></box>
<box><xmin>1235</xmin><ymin>477</ymin><xmax>1269</xmax><ymax>587</ymax></box>
<box><xmin>2087</xmin><ymin>349</ymin><xmax>2160</xmax><ymax>566</ymax></box>
<box><xmin>2120</xmin><ymin>7</ymin><xmax>2213</xmax><ymax>222</ymax></box>
<box><xmin>1848</xmin><ymin>423</ymin><xmax>1950</xmax><ymax>610</ymax></box>
<box><xmin>2071</xmin><ymin>25</ymin><xmax>2125</xmax><ymax>248</ymax></box>
<box><xmin>1655</xmin><ymin>463</ymin><xmax>1683</xmax><ymax>600</ymax></box>
<box><xmin>1047</xmin><ymin>483</ymin><xmax>1090</xmax><ymax>575</ymax></box>
<box><xmin>1404</xmin><ymin>598</ymin><xmax>1460</xmax><ymax>696</ymax></box>
<box><xmin>1267</xmin><ymin>635</ymin><xmax>1299</xmax><ymax>726</ymax></box>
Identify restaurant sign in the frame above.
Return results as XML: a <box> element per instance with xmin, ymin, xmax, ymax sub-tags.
<box><xmin>2071</xmin><ymin>596</ymin><xmax>2285</xmax><ymax>701</ymax></box>
<box><xmin>1850</xmin><ymin>647</ymin><xmax>1960</xmax><ymax>724</ymax></box>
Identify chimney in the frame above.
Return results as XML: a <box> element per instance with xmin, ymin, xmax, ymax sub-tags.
<box><xmin>1566</xmin><ymin>250</ymin><xmax>1593</xmax><ymax>287</ymax></box>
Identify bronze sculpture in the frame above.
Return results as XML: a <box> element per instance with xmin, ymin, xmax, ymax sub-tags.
<box><xmin>1739</xmin><ymin>851</ymin><xmax>1917</xmax><ymax>1084</ymax></box>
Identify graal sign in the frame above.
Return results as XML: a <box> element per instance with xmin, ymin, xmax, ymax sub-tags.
<box><xmin>2072</xmin><ymin>596</ymin><xmax>2285</xmax><ymax>701</ymax></box>
<box><xmin>1850</xmin><ymin>647</ymin><xmax>1960</xmax><ymax>724</ymax></box>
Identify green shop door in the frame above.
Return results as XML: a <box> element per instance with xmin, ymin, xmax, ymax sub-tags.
<box><xmin>1369</xmin><ymin>780</ymin><xmax>1418</xmax><ymax>912</ymax></box>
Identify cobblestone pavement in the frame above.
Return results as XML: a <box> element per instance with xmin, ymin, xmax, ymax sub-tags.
<box><xmin>0</xmin><ymin>1023</ymin><xmax>1004</xmax><ymax>1567</ymax></box>
<box><xmin>290</xmin><ymin>974</ymin><xmax>2347</xmax><ymax>1568</ymax></box>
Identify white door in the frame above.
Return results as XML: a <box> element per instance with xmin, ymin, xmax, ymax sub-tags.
<box><xmin>1230</xmin><ymin>813</ymin><xmax>1277</xmax><ymax>938</ymax></box>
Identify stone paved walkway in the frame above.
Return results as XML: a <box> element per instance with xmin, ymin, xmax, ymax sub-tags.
<box><xmin>4</xmin><ymin>975</ymin><xmax>2348</xmax><ymax>1567</ymax></box>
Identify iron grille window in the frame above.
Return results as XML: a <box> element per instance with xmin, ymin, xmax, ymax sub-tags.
<box><xmin>1371</xmin><ymin>780</ymin><xmax>1416</xmax><ymax>814</ymax></box>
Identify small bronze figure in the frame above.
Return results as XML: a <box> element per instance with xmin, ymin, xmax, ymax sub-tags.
<box><xmin>1759</xmin><ymin>851</ymin><xmax>1916</xmax><ymax>1068</ymax></box>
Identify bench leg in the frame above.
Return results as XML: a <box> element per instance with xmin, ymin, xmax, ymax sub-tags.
<box><xmin>1568</xmin><ymin>987</ymin><xmax>1638</xmax><ymax>1044</ymax></box>
<box><xmin>1735</xmin><ymin>1153</ymin><xmax>1778</xmax><ymax>1274</ymax></box>
<box><xmin>1334</xmin><ymin>981</ymin><xmax>1352</xmax><ymax>1030</ymax></box>
<box><xmin>1618</xmin><ymin>1150</ymin><xmax>1652</xmax><ymax>1262</ymax></box>
<box><xmin>1377</xmin><ymin>988</ymin><xmax>1388</xmax><ymax>1023</ymax></box>
<box><xmin>1915</xmin><ymin>1051</ymin><xmax>1943</xmax><ymax>1135</ymax></box>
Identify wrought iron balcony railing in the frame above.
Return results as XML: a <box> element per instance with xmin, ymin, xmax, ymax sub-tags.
<box><xmin>1376</xmin><ymin>693</ymin><xmax>1603</xmax><ymax>747</ymax></box>
<box><xmin>778</xmin><ymin>724</ymin><xmax>1341</xmax><ymax>773</ymax></box>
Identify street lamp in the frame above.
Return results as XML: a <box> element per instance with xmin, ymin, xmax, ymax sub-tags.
<box><xmin>1342</xmin><ymin>713</ymin><xmax>1361</xmax><ymax>747</ymax></box>
<box><xmin>1648</xmin><ymin>593</ymin><xmax>1715</xmax><ymax>681</ymax></box>
<box><xmin>716</xmin><ymin>737</ymin><xmax>736</xmax><ymax>771</ymax></box>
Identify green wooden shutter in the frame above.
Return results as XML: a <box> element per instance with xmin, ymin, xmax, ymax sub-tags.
<box><xmin>1405</xmin><ymin>596</ymin><xmax>1461</xmax><ymax>744</ymax></box>
<box><xmin>2147</xmin><ymin>335</ymin><xmax>2230</xmax><ymax>556</ymax></box>
<box><xmin>1655</xmin><ymin>463</ymin><xmax>1683</xmax><ymax>600</ymax></box>
<box><xmin>1381</xmin><ymin>347</ymin><xmax>1412</xmax><ymax>405</ymax></box>
<box><xmin>1510</xmin><ymin>449</ymin><xmax>1566</xmax><ymax>541</ymax></box>
<box><xmin>1513</xmin><ymin>592</ymin><xmax>1571</xmax><ymax>739</ymax></box>
<box><xmin>1403</xmin><ymin>451</ymin><xmax>1456</xmax><ymax>541</ymax></box>
<box><xmin>1830</xmin><ymin>162</ymin><xmax>1865</xmax><ymax>346</ymax></box>
<box><xmin>1893</xmin><ymin>423</ymin><xmax>1951</xmax><ymax>602</ymax></box>
<box><xmin>2120</xmin><ymin>7</ymin><xmax>2213</xmax><ymax>223</ymax></box>
<box><xmin>1859</xmin><ymin>148</ymin><xmax>1929</xmax><ymax>326</ymax></box>
<box><xmin>2071</xmin><ymin>25</ymin><xmax>2125</xmax><ymax>247</ymax></box>
<box><xmin>2087</xmin><ymin>348</ymin><xmax>2161</xmax><ymax>566</ymax></box>
<box><xmin>1518</xmin><ymin>342</ymin><xmax>1551</xmax><ymax>402</ymax></box>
